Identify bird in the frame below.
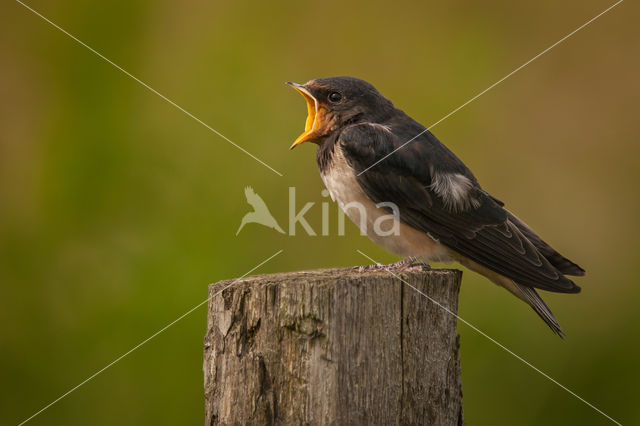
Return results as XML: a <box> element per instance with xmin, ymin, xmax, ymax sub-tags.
<box><xmin>286</xmin><ymin>76</ymin><xmax>584</xmax><ymax>336</ymax></box>
<box><xmin>236</xmin><ymin>186</ymin><xmax>285</xmax><ymax>235</ymax></box>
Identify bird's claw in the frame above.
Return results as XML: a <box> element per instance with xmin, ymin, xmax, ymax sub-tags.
<box><xmin>353</xmin><ymin>263</ymin><xmax>385</xmax><ymax>272</ymax></box>
<box><xmin>386</xmin><ymin>257</ymin><xmax>431</xmax><ymax>271</ymax></box>
<box><xmin>407</xmin><ymin>262</ymin><xmax>432</xmax><ymax>271</ymax></box>
<box><xmin>354</xmin><ymin>257</ymin><xmax>431</xmax><ymax>272</ymax></box>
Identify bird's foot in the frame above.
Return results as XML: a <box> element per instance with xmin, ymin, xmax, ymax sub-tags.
<box><xmin>354</xmin><ymin>257</ymin><xmax>431</xmax><ymax>272</ymax></box>
<box><xmin>386</xmin><ymin>257</ymin><xmax>417</xmax><ymax>270</ymax></box>
<box><xmin>353</xmin><ymin>263</ymin><xmax>385</xmax><ymax>272</ymax></box>
<box><xmin>408</xmin><ymin>262</ymin><xmax>432</xmax><ymax>271</ymax></box>
<box><xmin>386</xmin><ymin>257</ymin><xmax>431</xmax><ymax>271</ymax></box>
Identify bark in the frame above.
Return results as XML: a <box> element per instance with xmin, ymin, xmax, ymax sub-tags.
<box><xmin>203</xmin><ymin>267</ymin><xmax>463</xmax><ymax>425</ymax></box>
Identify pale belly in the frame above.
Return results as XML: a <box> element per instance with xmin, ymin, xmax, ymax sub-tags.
<box><xmin>321</xmin><ymin>147</ymin><xmax>453</xmax><ymax>262</ymax></box>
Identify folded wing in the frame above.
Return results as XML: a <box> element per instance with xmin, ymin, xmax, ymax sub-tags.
<box><xmin>340</xmin><ymin>120</ymin><xmax>583</xmax><ymax>294</ymax></box>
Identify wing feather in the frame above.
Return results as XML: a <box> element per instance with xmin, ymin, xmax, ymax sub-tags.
<box><xmin>339</xmin><ymin>121</ymin><xmax>582</xmax><ymax>293</ymax></box>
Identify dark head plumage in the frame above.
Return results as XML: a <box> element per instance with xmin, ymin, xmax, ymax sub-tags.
<box><xmin>287</xmin><ymin>76</ymin><xmax>395</xmax><ymax>148</ymax></box>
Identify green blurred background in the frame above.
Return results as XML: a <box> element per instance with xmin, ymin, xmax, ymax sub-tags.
<box><xmin>2</xmin><ymin>0</ymin><xmax>638</xmax><ymax>424</ymax></box>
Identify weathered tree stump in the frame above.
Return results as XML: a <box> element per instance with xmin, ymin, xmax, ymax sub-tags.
<box><xmin>203</xmin><ymin>267</ymin><xmax>463</xmax><ymax>425</ymax></box>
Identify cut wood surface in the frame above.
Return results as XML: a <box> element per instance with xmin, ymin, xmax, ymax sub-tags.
<box><xmin>203</xmin><ymin>267</ymin><xmax>463</xmax><ymax>425</ymax></box>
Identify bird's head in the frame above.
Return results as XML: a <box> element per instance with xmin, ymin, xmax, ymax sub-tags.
<box><xmin>287</xmin><ymin>76</ymin><xmax>394</xmax><ymax>149</ymax></box>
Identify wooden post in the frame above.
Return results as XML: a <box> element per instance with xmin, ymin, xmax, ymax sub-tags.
<box><xmin>203</xmin><ymin>267</ymin><xmax>463</xmax><ymax>425</ymax></box>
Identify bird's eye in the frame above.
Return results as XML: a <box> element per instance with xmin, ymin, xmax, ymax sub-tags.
<box><xmin>328</xmin><ymin>92</ymin><xmax>343</xmax><ymax>103</ymax></box>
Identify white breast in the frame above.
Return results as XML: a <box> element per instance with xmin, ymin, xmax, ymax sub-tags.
<box><xmin>320</xmin><ymin>146</ymin><xmax>452</xmax><ymax>262</ymax></box>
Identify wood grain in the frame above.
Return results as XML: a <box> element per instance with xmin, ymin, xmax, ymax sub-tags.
<box><xmin>203</xmin><ymin>267</ymin><xmax>463</xmax><ymax>425</ymax></box>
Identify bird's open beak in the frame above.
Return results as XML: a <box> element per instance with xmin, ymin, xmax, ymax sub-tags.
<box><xmin>286</xmin><ymin>81</ymin><xmax>325</xmax><ymax>149</ymax></box>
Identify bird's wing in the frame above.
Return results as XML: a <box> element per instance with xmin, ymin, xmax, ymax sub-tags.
<box><xmin>245</xmin><ymin>186</ymin><xmax>270</xmax><ymax>211</ymax></box>
<box><xmin>506</xmin><ymin>211</ymin><xmax>585</xmax><ymax>276</ymax></box>
<box><xmin>339</xmin><ymin>122</ymin><xmax>580</xmax><ymax>293</ymax></box>
<box><xmin>244</xmin><ymin>186</ymin><xmax>255</xmax><ymax>201</ymax></box>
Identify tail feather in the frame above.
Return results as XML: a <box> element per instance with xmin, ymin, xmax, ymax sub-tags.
<box><xmin>516</xmin><ymin>282</ymin><xmax>565</xmax><ymax>338</ymax></box>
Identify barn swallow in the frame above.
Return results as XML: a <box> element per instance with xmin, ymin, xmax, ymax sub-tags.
<box><xmin>287</xmin><ymin>76</ymin><xmax>585</xmax><ymax>336</ymax></box>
